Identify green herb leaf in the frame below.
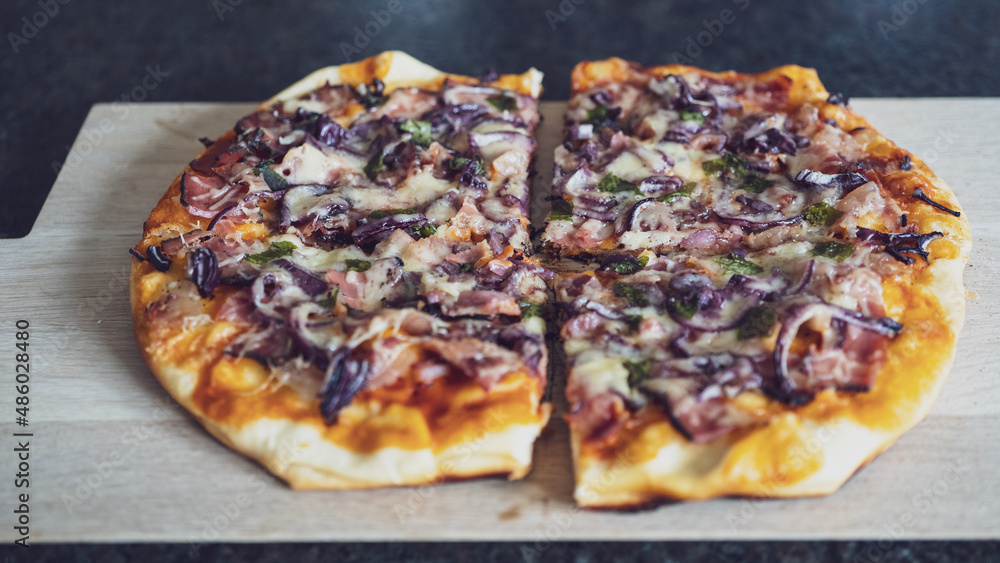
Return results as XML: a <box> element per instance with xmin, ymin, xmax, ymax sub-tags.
<box><xmin>679</xmin><ymin>110</ymin><xmax>705</xmax><ymax>123</ymax></box>
<box><xmin>399</xmin><ymin>119</ymin><xmax>433</xmax><ymax>147</ymax></box>
<box><xmin>344</xmin><ymin>259</ymin><xmax>371</xmax><ymax>272</ymax></box>
<box><xmin>738</xmin><ymin>175</ymin><xmax>773</xmax><ymax>194</ymax></box>
<box><xmin>364</xmin><ymin>152</ymin><xmax>384</xmax><ymax>181</ymax></box>
<box><xmin>625</xmin><ymin>314</ymin><xmax>644</xmax><ymax>331</ymax></box>
<box><xmin>737</xmin><ymin>305</ymin><xmax>776</xmax><ymax>340</ymax></box>
<box><xmin>811</xmin><ymin>241</ymin><xmax>855</xmax><ymax>262</ymax></box>
<box><xmin>252</xmin><ymin>159</ymin><xmax>289</xmax><ymax>191</ymax></box>
<box><xmin>319</xmin><ymin>289</ymin><xmax>339</xmax><ymax>309</ymax></box>
<box><xmin>658</xmin><ymin>182</ymin><xmax>696</xmax><ymax>204</ymax></box>
<box><xmin>487</xmin><ymin>93</ymin><xmax>518</xmax><ymax>112</ymax></box>
<box><xmin>613</xmin><ymin>282</ymin><xmax>648</xmax><ymax>306</ymax></box>
<box><xmin>518</xmin><ymin>300</ymin><xmax>544</xmax><ymax>319</ymax></box>
<box><xmin>448</xmin><ymin>156</ymin><xmax>488</xmax><ymax>178</ymax></box>
<box><xmin>596</xmin><ymin>173</ymin><xmax>638</xmax><ymax>193</ymax></box>
<box><xmin>368</xmin><ymin>207</ymin><xmax>418</xmax><ymax>220</ymax></box>
<box><xmin>358</xmin><ymin>80</ymin><xmax>386</xmax><ymax>108</ymax></box>
<box><xmin>624</xmin><ymin>359</ymin><xmax>652</xmax><ymax>387</ymax></box>
<box><xmin>244</xmin><ymin>241</ymin><xmax>297</xmax><ymax>265</ymax></box>
<box><xmin>458</xmin><ymin>262</ymin><xmax>476</xmax><ymax>273</ymax></box>
<box><xmin>586</xmin><ymin>104</ymin><xmax>612</xmax><ymax>127</ymax></box>
<box><xmin>409</xmin><ymin>223</ymin><xmax>438</xmax><ymax>238</ymax></box>
<box><xmin>604</xmin><ymin>255</ymin><xmax>648</xmax><ymax>275</ymax></box>
<box><xmin>296</xmin><ymin>113</ymin><xmax>320</xmax><ymax>128</ymax></box>
<box><xmin>550</xmin><ymin>199</ymin><xmax>574</xmax><ymax>221</ymax></box>
<box><xmin>670</xmin><ymin>296</ymin><xmax>699</xmax><ymax>320</ymax></box>
<box><xmin>804</xmin><ymin>202</ymin><xmax>845</xmax><ymax>226</ymax></box>
<box><xmin>714</xmin><ymin>253</ymin><xmax>764</xmax><ymax>275</ymax></box>
<box><xmin>702</xmin><ymin>152</ymin><xmax>751</xmax><ymax>179</ymax></box>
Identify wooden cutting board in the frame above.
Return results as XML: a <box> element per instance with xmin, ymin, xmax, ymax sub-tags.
<box><xmin>1</xmin><ymin>100</ymin><xmax>997</xmax><ymax>543</ymax></box>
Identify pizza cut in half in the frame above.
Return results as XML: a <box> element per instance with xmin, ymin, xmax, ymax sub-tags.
<box><xmin>543</xmin><ymin>59</ymin><xmax>970</xmax><ymax>508</ymax></box>
<box><xmin>129</xmin><ymin>51</ymin><xmax>552</xmax><ymax>489</ymax></box>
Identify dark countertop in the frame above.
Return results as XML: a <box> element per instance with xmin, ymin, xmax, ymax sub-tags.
<box><xmin>2</xmin><ymin>0</ymin><xmax>998</xmax><ymax>559</ymax></box>
<box><xmin>0</xmin><ymin>541</ymin><xmax>998</xmax><ymax>562</ymax></box>
<box><xmin>2</xmin><ymin>0</ymin><xmax>999</xmax><ymax>239</ymax></box>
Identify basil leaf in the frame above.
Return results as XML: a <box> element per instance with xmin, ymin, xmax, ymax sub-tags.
<box><xmin>613</xmin><ymin>282</ymin><xmax>648</xmax><ymax>306</ymax></box>
<box><xmin>364</xmin><ymin>152</ymin><xmax>384</xmax><ymax>181</ymax></box>
<box><xmin>658</xmin><ymin>182</ymin><xmax>696</xmax><ymax>204</ymax></box>
<box><xmin>624</xmin><ymin>359</ymin><xmax>652</xmax><ymax>387</ymax></box>
<box><xmin>702</xmin><ymin>152</ymin><xmax>751</xmax><ymax>179</ymax></box>
<box><xmin>604</xmin><ymin>255</ymin><xmax>648</xmax><ymax>275</ymax></box>
<box><xmin>670</xmin><ymin>296</ymin><xmax>699</xmax><ymax>320</ymax></box>
<box><xmin>714</xmin><ymin>253</ymin><xmax>764</xmax><ymax>275</ymax></box>
<box><xmin>399</xmin><ymin>119</ymin><xmax>433</xmax><ymax>147</ymax></box>
<box><xmin>448</xmin><ymin>156</ymin><xmax>488</xmax><ymax>178</ymax></box>
<box><xmin>550</xmin><ymin>199</ymin><xmax>574</xmax><ymax>221</ymax></box>
<box><xmin>344</xmin><ymin>259</ymin><xmax>371</xmax><ymax>272</ymax></box>
<box><xmin>244</xmin><ymin>241</ymin><xmax>297</xmax><ymax>265</ymax></box>
<box><xmin>811</xmin><ymin>241</ymin><xmax>855</xmax><ymax>262</ymax></box>
<box><xmin>358</xmin><ymin>79</ymin><xmax>386</xmax><ymax>108</ymax></box>
<box><xmin>804</xmin><ymin>202</ymin><xmax>845</xmax><ymax>226</ymax></box>
<box><xmin>596</xmin><ymin>173</ymin><xmax>638</xmax><ymax>193</ymax></box>
<box><xmin>737</xmin><ymin>305</ymin><xmax>776</xmax><ymax>340</ymax></box>
<box><xmin>368</xmin><ymin>207</ymin><xmax>417</xmax><ymax>220</ymax></box>
<box><xmin>487</xmin><ymin>93</ymin><xmax>518</xmax><ymax>112</ymax></box>
<box><xmin>625</xmin><ymin>314</ymin><xmax>644</xmax><ymax>331</ymax></box>
<box><xmin>319</xmin><ymin>289</ymin><xmax>339</xmax><ymax>309</ymax></box>
<box><xmin>252</xmin><ymin>159</ymin><xmax>288</xmax><ymax>191</ymax></box>
<box><xmin>586</xmin><ymin>104</ymin><xmax>611</xmax><ymax>127</ymax></box>
<box><xmin>679</xmin><ymin>110</ymin><xmax>705</xmax><ymax>123</ymax></box>
<box><xmin>409</xmin><ymin>223</ymin><xmax>438</xmax><ymax>238</ymax></box>
<box><xmin>518</xmin><ymin>300</ymin><xmax>544</xmax><ymax>319</ymax></box>
<box><xmin>738</xmin><ymin>175</ymin><xmax>773</xmax><ymax>194</ymax></box>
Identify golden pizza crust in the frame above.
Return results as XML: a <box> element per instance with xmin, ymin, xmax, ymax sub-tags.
<box><xmin>130</xmin><ymin>52</ymin><xmax>550</xmax><ymax>489</ymax></box>
<box><xmin>566</xmin><ymin>60</ymin><xmax>971</xmax><ymax>508</ymax></box>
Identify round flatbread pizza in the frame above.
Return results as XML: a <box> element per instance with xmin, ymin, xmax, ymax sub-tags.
<box><xmin>130</xmin><ymin>51</ymin><xmax>551</xmax><ymax>489</ymax></box>
<box><xmin>542</xmin><ymin>59</ymin><xmax>970</xmax><ymax>507</ymax></box>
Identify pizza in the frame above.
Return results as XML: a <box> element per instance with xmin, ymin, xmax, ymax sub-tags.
<box><xmin>131</xmin><ymin>51</ymin><xmax>970</xmax><ymax>506</ymax></box>
<box><xmin>543</xmin><ymin>59</ymin><xmax>970</xmax><ymax>507</ymax></box>
<box><xmin>129</xmin><ymin>51</ymin><xmax>552</xmax><ymax>489</ymax></box>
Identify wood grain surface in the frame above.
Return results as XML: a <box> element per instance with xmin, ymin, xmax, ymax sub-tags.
<box><xmin>0</xmin><ymin>100</ymin><xmax>997</xmax><ymax>543</ymax></box>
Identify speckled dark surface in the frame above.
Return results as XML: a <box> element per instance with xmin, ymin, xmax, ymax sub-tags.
<box><xmin>0</xmin><ymin>541</ymin><xmax>999</xmax><ymax>562</ymax></box>
<box><xmin>2</xmin><ymin>0</ymin><xmax>998</xmax><ymax>558</ymax></box>
<box><xmin>3</xmin><ymin>0</ymin><xmax>1000</xmax><ymax>238</ymax></box>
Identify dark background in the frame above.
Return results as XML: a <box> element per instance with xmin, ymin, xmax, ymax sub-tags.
<box><xmin>2</xmin><ymin>0</ymin><xmax>998</xmax><ymax>559</ymax></box>
<box><xmin>2</xmin><ymin>0</ymin><xmax>999</xmax><ymax>239</ymax></box>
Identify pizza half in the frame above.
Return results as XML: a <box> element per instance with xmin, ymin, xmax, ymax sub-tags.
<box><xmin>544</xmin><ymin>59</ymin><xmax>970</xmax><ymax>507</ymax></box>
<box><xmin>130</xmin><ymin>51</ymin><xmax>551</xmax><ymax>488</ymax></box>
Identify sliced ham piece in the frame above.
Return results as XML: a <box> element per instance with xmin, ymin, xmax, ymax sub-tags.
<box><xmin>441</xmin><ymin>290</ymin><xmax>520</xmax><ymax>317</ymax></box>
<box><xmin>421</xmin><ymin>337</ymin><xmax>522</xmax><ymax>388</ymax></box>
<box><xmin>215</xmin><ymin>289</ymin><xmax>255</xmax><ymax>324</ymax></box>
<box><xmin>180</xmin><ymin>173</ymin><xmax>248</xmax><ymax>218</ymax></box>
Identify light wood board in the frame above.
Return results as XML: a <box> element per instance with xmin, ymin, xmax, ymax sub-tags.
<box><xmin>0</xmin><ymin>100</ymin><xmax>998</xmax><ymax>543</ymax></box>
